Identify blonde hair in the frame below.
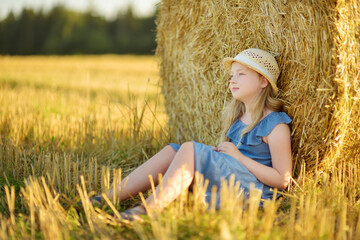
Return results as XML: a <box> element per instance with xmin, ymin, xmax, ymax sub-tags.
<box><xmin>219</xmin><ymin>77</ymin><xmax>283</xmax><ymax>145</ymax></box>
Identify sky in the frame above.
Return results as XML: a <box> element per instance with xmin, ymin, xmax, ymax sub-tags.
<box><xmin>0</xmin><ymin>0</ymin><xmax>161</xmax><ymax>20</ymax></box>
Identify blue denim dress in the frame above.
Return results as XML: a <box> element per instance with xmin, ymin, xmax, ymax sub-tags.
<box><xmin>169</xmin><ymin>111</ymin><xmax>292</xmax><ymax>209</ymax></box>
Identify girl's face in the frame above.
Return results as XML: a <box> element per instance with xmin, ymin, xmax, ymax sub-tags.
<box><xmin>229</xmin><ymin>62</ymin><xmax>268</xmax><ymax>102</ymax></box>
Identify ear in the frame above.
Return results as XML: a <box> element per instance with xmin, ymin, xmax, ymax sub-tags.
<box><xmin>259</xmin><ymin>75</ymin><xmax>269</xmax><ymax>89</ymax></box>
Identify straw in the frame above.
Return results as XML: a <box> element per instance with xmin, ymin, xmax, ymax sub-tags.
<box><xmin>155</xmin><ymin>0</ymin><xmax>360</xmax><ymax>176</ymax></box>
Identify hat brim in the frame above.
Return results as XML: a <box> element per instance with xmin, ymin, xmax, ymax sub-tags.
<box><xmin>222</xmin><ymin>57</ymin><xmax>279</xmax><ymax>94</ymax></box>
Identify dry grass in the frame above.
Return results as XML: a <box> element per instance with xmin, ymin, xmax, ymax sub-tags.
<box><xmin>0</xmin><ymin>55</ymin><xmax>168</xmax><ymax>198</ymax></box>
<box><xmin>0</xmin><ymin>54</ymin><xmax>359</xmax><ymax>239</ymax></box>
<box><xmin>156</xmin><ymin>0</ymin><xmax>360</xmax><ymax>177</ymax></box>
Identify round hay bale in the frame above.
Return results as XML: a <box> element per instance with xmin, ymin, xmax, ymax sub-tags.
<box><xmin>155</xmin><ymin>0</ymin><xmax>360</xmax><ymax>175</ymax></box>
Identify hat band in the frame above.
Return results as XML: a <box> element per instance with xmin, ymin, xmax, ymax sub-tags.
<box><xmin>233</xmin><ymin>55</ymin><xmax>274</xmax><ymax>84</ymax></box>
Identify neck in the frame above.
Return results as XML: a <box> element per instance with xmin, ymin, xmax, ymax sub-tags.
<box><xmin>242</xmin><ymin>103</ymin><xmax>269</xmax><ymax>123</ymax></box>
<box><xmin>240</xmin><ymin>103</ymin><xmax>254</xmax><ymax>124</ymax></box>
<box><xmin>243</xmin><ymin>101</ymin><xmax>255</xmax><ymax>119</ymax></box>
<box><xmin>241</xmin><ymin>90</ymin><xmax>263</xmax><ymax>120</ymax></box>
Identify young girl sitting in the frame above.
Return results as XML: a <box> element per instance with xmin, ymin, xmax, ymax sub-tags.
<box><xmin>93</xmin><ymin>48</ymin><xmax>292</xmax><ymax>221</ymax></box>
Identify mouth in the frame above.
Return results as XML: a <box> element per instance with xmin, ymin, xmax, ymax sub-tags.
<box><xmin>231</xmin><ymin>87</ymin><xmax>239</xmax><ymax>91</ymax></box>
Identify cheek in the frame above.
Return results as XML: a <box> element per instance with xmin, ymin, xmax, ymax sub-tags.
<box><xmin>233</xmin><ymin>77</ymin><xmax>243</xmax><ymax>84</ymax></box>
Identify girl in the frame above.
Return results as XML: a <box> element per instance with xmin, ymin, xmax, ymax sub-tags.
<box><xmin>93</xmin><ymin>48</ymin><xmax>292</xmax><ymax>221</ymax></box>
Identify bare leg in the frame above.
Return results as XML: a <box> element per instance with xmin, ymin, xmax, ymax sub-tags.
<box><xmin>145</xmin><ymin>141</ymin><xmax>195</xmax><ymax>210</ymax></box>
<box><xmin>109</xmin><ymin>145</ymin><xmax>176</xmax><ymax>201</ymax></box>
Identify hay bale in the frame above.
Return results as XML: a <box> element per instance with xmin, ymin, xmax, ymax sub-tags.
<box><xmin>155</xmin><ymin>0</ymin><xmax>360</xmax><ymax>175</ymax></box>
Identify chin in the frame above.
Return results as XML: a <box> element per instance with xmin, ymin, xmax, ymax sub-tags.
<box><xmin>232</xmin><ymin>94</ymin><xmax>243</xmax><ymax>101</ymax></box>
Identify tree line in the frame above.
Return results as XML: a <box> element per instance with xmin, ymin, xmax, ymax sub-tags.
<box><xmin>0</xmin><ymin>5</ymin><xmax>157</xmax><ymax>55</ymax></box>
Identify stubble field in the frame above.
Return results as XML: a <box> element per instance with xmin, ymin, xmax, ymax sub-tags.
<box><xmin>0</xmin><ymin>55</ymin><xmax>359</xmax><ymax>239</ymax></box>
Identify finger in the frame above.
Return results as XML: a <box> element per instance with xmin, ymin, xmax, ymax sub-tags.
<box><xmin>220</xmin><ymin>142</ymin><xmax>229</xmax><ymax>147</ymax></box>
<box><xmin>218</xmin><ymin>143</ymin><xmax>225</xmax><ymax>148</ymax></box>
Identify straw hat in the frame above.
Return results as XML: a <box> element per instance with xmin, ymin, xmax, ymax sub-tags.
<box><xmin>223</xmin><ymin>48</ymin><xmax>280</xmax><ymax>94</ymax></box>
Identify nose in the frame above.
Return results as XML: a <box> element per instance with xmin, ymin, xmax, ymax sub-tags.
<box><xmin>229</xmin><ymin>76</ymin><xmax>236</xmax><ymax>85</ymax></box>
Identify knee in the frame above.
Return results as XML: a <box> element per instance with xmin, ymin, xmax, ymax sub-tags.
<box><xmin>163</xmin><ymin>145</ymin><xmax>177</xmax><ymax>157</ymax></box>
<box><xmin>164</xmin><ymin>145</ymin><xmax>175</xmax><ymax>152</ymax></box>
<box><xmin>180</xmin><ymin>141</ymin><xmax>194</xmax><ymax>150</ymax></box>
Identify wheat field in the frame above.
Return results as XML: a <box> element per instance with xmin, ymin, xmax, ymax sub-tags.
<box><xmin>0</xmin><ymin>55</ymin><xmax>359</xmax><ymax>239</ymax></box>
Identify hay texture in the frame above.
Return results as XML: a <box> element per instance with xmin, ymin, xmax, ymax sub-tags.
<box><xmin>155</xmin><ymin>0</ymin><xmax>360</xmax><ymax>174</ymax></box>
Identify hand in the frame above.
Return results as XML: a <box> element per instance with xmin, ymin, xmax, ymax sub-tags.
<box><xmin>216</xmin><ymin>142</ymin><xmax>243</xmax><ymax>160</ymax></box>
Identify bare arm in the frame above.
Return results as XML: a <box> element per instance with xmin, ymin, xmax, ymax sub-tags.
<box><xmin>217</xmin><ymin>123</ymin><xmax>292</xmax><ymax>190</ymax></box>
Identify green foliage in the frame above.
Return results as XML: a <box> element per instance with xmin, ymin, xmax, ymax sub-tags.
<box><xmin>0</xmin><ymin>5</ymin><xmax>157</xmax><ymax>55</ymax></box>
